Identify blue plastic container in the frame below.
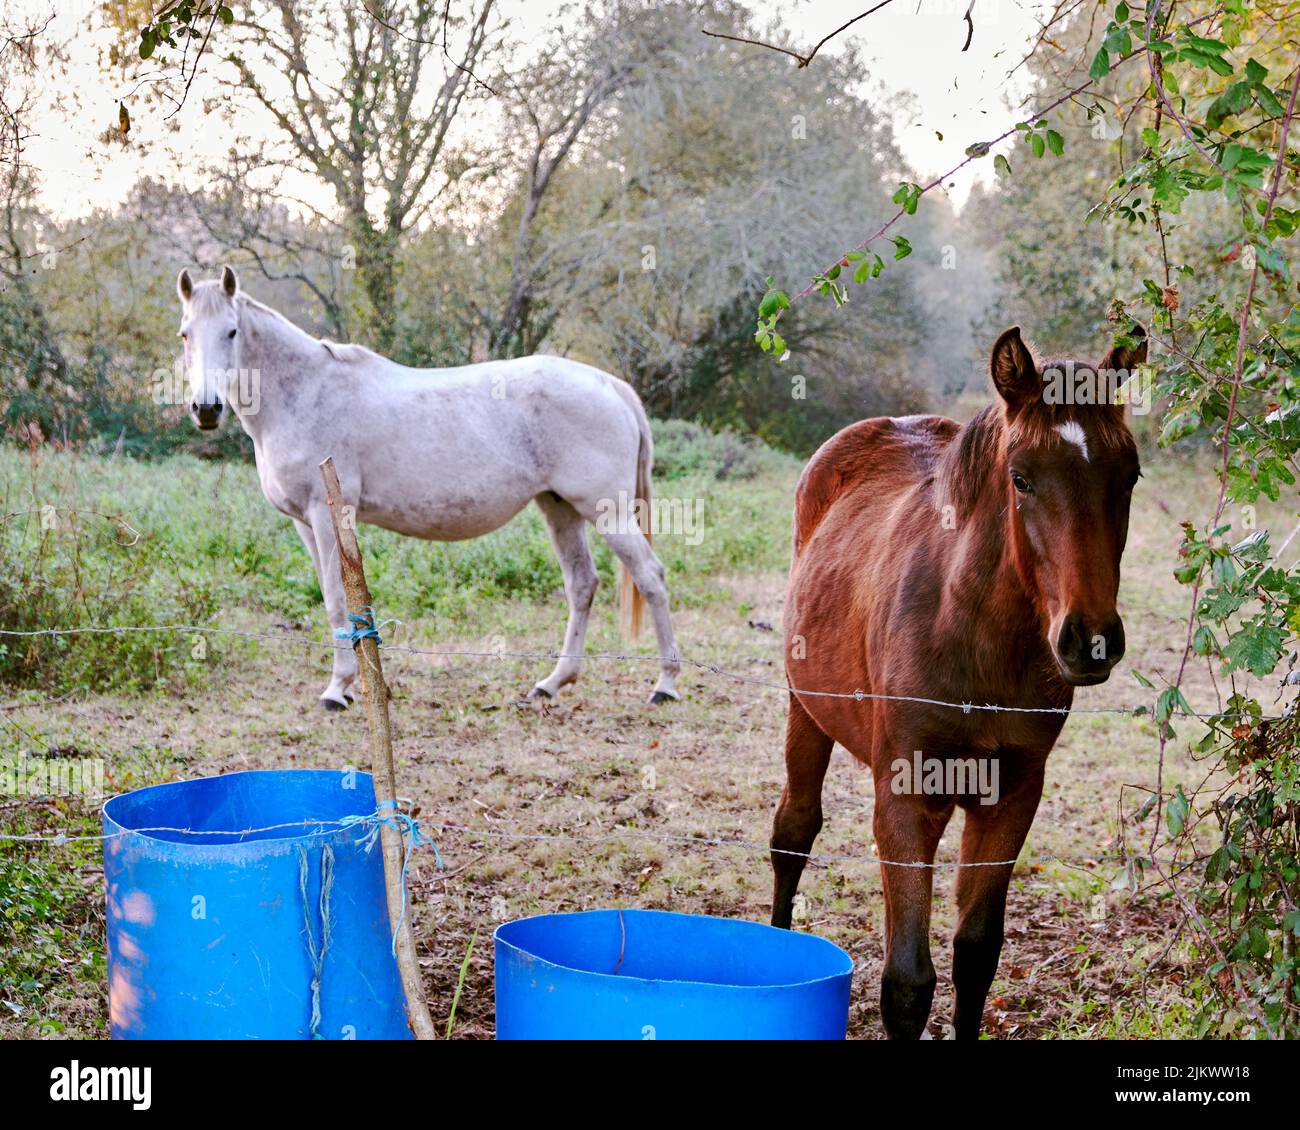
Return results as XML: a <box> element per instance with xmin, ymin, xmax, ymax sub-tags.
<box><xmin>103</xmin><ymin>769</ymin><xmax>411</xmax><ymax>1040</ymax></box>
<box><xmin>494</xmin><ymin>909</ymin><xmax>852</xmax><ymax>1040</ymax></box>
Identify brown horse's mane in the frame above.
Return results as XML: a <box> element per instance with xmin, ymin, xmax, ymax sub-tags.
<box><xmin>936</xmin><ymin>377</ymin><xmax>1136</xmax><ymax>519</ymax></box>
<box><xmin>935</xmin><ymin>404</ymin><xmax>1003</xmax><ymax>518</ymax></box>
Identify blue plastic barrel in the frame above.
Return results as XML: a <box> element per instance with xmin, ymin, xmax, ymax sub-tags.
<box><xmin>494</xmin><ymin>909</ymin><xmax>853</xmax><ymax>1039</ymax></box>
<box><xmin>102</xmin><ymin>769</ymin><xmax>412</xmax><ymax>1040</ymax></box>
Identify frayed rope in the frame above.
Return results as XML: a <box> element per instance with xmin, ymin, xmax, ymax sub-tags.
<box><xmin>341</xmin><ymin>799</ymin><xmax>442</xmax><ymax>955</ymax></box>
<box><xmin>297</xmin><ymin>841</ymin><xmax>335</xmax><ymax>1040</ymax></box>
<box><xmin>334</xmin><ymin>607</ymin><xmax>402</xmax><ymax>648</ymax></box>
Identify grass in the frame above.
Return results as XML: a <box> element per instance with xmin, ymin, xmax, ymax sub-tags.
<box><xmin>0</xmin><ymin>418</ymin><xmax>1294</xmax><ymax>1038</ymax></box>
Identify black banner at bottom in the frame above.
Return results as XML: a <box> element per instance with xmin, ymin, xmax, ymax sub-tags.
<box><xmin>3</xmin><ymin>1037</ymin><xmax>1291</xmax><ymax>1115</ymax></box>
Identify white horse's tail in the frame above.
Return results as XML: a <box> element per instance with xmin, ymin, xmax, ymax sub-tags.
<box><xmin>612</xmin><ymin>380</ymin><xmax>652</xmax><ymax>643</ymax></box>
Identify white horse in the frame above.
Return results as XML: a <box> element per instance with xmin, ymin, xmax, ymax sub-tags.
<box><xmin>175</xmin><ymin>266</ymin><xmax>681</xmax><ymax>710</ymax></box>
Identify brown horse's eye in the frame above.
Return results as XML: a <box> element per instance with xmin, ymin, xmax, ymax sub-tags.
<box><xmin>1011</xmin><ymin>470</ymin><xmax>1032</xmax><ymax>494</ymax></box>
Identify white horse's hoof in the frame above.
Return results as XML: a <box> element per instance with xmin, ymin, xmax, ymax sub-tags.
<box><xmin>527</xmin><ymin>685</ymin><xmax>554</xmax><ymax>700</ymax></box>
<box><xmin>648</xmin><ymin>689</ymin><xmax>679</xmax><ymax>706</ymax></box>
<box><xmin>320</xmin><ymin>696</ymin><xmax>348</xmax><ymax>712</ymax></box>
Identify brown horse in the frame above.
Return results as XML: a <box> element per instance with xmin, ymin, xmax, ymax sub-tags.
<box><xmin>771</xmin><ymin>325</ymin><xmax>1146</xmax><ymax>1039</ymax></box>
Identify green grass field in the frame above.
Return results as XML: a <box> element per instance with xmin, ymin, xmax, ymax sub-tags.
<box><xmin>0</xmin><ymin>420</ymin><xmax>1291</xmax><ymax>1038</ymax></box>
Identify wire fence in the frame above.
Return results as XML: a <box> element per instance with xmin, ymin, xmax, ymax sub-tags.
<box><xmin>0</xmin><ymin>598</ymin><xmax>1289</xmax><ymax>875</ymax></box>
<box><xmin>0</xmin><ymin>802</ymin><xmax>1139</xmax><ymax>874</ymax></box>
<box><xmin>0</xmin><ymin>607</ymin><xmax>1252</xmax><ymax>875</ymax></box>
<box><xmin>0</xmin><ymin>619</ymin><xmax>1291</xmax><ymax>723</ymax></box>
<box><xmin>0</xmin><ymin>504</ymin><xmax>1286</xmax><ymax>1022</ymax></box>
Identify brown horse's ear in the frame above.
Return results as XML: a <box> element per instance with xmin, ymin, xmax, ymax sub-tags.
<box><xmin>1099</xmin><ymin>324</ymin><xmax>1147</xmax><ymax>373</ymax></box>
<box><xmin>991</xmin><ymin>326</ymin><xmax>1039</xmax><ymax>409</ymax></box>
<box><xmin>177</xmin><ymin>269</ymin><xmax>193</xmax><ymax>302</ymax></box>
<box><xmin>221</xmin><ymin>265</ymin><xmax>239</xmax><ymax>298</ymax></box>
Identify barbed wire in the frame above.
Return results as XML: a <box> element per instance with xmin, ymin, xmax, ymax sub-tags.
<box><xmin>0</xmin><ymin>619</ymin><xmax>1290</xmax><ymax>723</ymax></box>
<box><xmin>0</xmin><ymin>804</ymin><xmax>1139</xmax><ymax>873</ymax></box>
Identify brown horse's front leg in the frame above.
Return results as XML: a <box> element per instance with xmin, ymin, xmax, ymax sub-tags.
<box><xmin>874</xmin><ymin>785</ymin><xmax>953</xmax><ymax>1040</ymax></box>
<box><xmin>771</xmin><ymin>696</ymin><xmax>834</xmax><ymax>928</ymax></box>
<box><xmin>951</xmin><ymin>764</ymin><xmax>1044</xmax><ymax>1039</ymax></box>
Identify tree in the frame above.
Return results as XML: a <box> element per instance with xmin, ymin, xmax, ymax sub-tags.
<box><xmin>207</xmin><ymin>0</ymin><xmax>501</xmax><ymax>353</ymax></box>
<box><xmin>521</xmin><ymin>3</ymin><xmax>947</xmax><ymax>448</ymax></box>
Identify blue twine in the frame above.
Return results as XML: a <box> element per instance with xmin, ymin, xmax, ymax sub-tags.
<box><xmin>335</xmin><ymin>607</ymin><xmax>382</xmax><ymax>647</ymax></box>
<box><xmin>341</xmin><ymin>799</ymin><xmax>442</xmax><ymax>956</ymax></box>
<box><xmin>297</xmin><ymin>842</ymin><xmax>335</xmax><ymax>1040</ymax></box>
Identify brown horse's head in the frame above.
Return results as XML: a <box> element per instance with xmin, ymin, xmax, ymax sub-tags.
<box><xmin>990</xmin><ymin>325</ymin><xmax>1144</xmax><ymax>686</ymax></box>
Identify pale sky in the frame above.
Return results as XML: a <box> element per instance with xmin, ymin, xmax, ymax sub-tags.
<box><xmin>16</xmin><ymin>0</ymin><xmax>1051</xmax><ymax>220</ymax></box>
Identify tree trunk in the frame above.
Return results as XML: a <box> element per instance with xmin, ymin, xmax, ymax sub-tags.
<box><xmin>351</xmin><ymin>219</ymin><xmax>401</xmax><ymax>355</ymax></box>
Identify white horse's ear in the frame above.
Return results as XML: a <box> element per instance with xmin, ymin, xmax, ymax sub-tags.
<box><xmin>221</xmin><ymin>265</ymin><xmax>239</xmax><ymax>298</ymax></box>
<box><xmin>177</xmin><ymin>269</ymin><xmax>193</xmax><ymax>302</ymax></box>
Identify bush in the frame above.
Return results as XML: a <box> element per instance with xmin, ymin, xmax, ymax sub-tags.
<box><xmin>0</xmin><ymin>506</ymin><xmax>217</xmax><ymax>693</ymax></box>
<box><xmin>649</xmin><ymin>419</ymin><xmax>771</xmax><ymax>481</ymax></box>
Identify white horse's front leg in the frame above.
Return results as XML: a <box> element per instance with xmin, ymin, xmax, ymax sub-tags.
<box><xmin>294</xmin><ymin>513</ymin><xmax>358</xmax><ymax>710</ymax></box>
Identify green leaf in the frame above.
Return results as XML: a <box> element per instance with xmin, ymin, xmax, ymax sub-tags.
<box><xmin>994</xmin><ymin>153</ymin><xmax>1012</xmax><ymax>179</ymax></box>
<box><xmin>1222</xmin><ymin>625</ymin><xmax>1286</xmax><ymax>676</ymax></box>
<box><xmin>1090</xmin><ymin>46</ymin><xmax>1111</xmax><ymax>80</ymax></box>
<box><xmin>1191</xmin><ymin>625</ymin><xmax>1218</xmax><ymax>656</ymax></box>
<box><xmin>1030</xmin><ymin>133</ymin><xmax>1045</xmax><ymax>159</ymax></box>
<box><xmin>1206</xmin><ymin>81</ymin><xmax>1254</xmax><ymax>129</ymax></box>
<box><xmin>891</xmin><ymin>236</ymin><xmax>912</xmax><ymax>260</ymax></box>
<box><xmin>1046</xmin><ymin>129</ymin><xmax>1065</xmax><ymax>157</ymax></box>
<box><xmin>1166</xmin><ymin>785</ymin><xmax>1190</xmax><ymax>836</ymax></box>
<box><xmin>1155</xmin><ymin>685</ymin><xmax>1192</xmax><ymax>723</ymax></box>
<box><xmin>1205</xmin><ymin>845</ymin><xmax>1232</xmax><ymax>883</ymax></box>
<box><xmin>892</xmin><ymin>183</ymin><xmax>921</xmax><ymax>215</ymax></box>
<box><xmin>757</xmin><ymin>289</ymin><xmax>789</xmax><ymax>320</ymax></box>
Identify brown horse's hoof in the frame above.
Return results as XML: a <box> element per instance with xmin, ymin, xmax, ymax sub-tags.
<box><xmin>320</xmin><ymin>697</ymin><xmax>348</xmax><ymax>712</ymax></box>
<box><xmin>648</xmin><ymin>690</ymin><xmax>678</xmax><ymax>706</ymax></box>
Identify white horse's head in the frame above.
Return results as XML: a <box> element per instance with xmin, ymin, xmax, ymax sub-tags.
<box><xmin>176</xmin><ymin>266</ymin><xmax>243</xmax><ymax>430</ymax></box>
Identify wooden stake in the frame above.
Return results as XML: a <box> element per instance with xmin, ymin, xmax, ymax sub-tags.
<box><xmin>319</xmin><ymin>457</ymin><xmax>437</xmax><ymax>1040</ymax></box>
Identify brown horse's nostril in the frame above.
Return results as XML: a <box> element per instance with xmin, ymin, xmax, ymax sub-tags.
<box><xmin>1056</xmin><ymin>613</ymin><xmax>1087</xmax><ymax>668</ymax></box>
<box><xmin>1100</xmin><ymin>612</ymin><xmax>1125</xmax><ymax>665</ymax></box>
<box><xmin>1057</xmin><ymin>611</ymin><xmax>1124</xmax><ymax>677</ymax></box>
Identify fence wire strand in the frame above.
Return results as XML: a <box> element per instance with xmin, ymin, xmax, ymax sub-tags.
<box><xmin>0</xmin><ymin>621</ymin><xmax>1288</xmax><ymax>722</ymax></box>
<box><xmin>0</xmin><ymin>806</ymin><xmax>1138</xmax><ymax>873</ymax></box>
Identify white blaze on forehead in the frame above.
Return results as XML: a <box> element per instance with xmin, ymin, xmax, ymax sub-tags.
<box><xmin>1055</xmin><ymin>420</ymin><xmax>1089</xmax><ymax>461</ymax></box>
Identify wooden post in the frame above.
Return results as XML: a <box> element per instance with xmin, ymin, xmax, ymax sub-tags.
<box><xmin>319</xmin><ymin>457</ymin><xmax>437</xmax><ymax>1041</ymax></box>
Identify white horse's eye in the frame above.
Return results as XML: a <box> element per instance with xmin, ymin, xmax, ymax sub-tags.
<box><xmin>228</xmin><ymin>329</ymin><xmax>237</xmax><ymax>339</ymax></box>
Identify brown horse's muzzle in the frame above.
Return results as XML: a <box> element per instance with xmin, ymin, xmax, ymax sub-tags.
<box><xmin>1054</xmin><ymin>609</ymin><xmax>1124</xmax><ymax>685</ymax></box>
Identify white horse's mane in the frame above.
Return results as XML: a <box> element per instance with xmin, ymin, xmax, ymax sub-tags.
<box><xmin>318</xmin><ymin>338</ymin><xmax>380</xmax><ymax>364</ymax></box>
<box><xmin>238</xmin><ymin>295</ymin><xmax>380</xmax><ymax>364</ymax></box>
<box><xmin>191</xmin><ymin>280</ymin><xmax>379</xmax><ymax>365</ymax></box>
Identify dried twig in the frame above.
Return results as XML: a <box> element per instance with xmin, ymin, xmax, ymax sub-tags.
<box><xmin>702</xmin><ymin>0</ymin><xmax>897</xmax><ymax>69</ymax></box>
